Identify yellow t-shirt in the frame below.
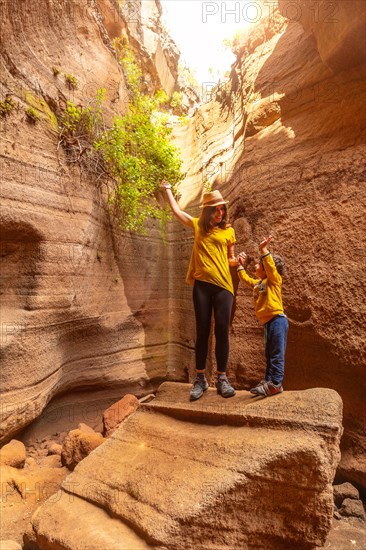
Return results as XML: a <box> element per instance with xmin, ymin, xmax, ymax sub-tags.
<box><xmin>186</xmin><ymin>218</ymin><xmax>236</xmax><ymax>295</ymax></box>
<box><xmin>237</xmin><ymin>254</ymin><xmax>284</xmax><ymax>324</ymax></box>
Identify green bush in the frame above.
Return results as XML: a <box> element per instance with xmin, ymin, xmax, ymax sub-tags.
<box><xmin>171</xmin><ymin>91</ymin><xmax>183</xmax><ymax>108</ymax></box>
<box><xmin>65</xmin><ymin>73</ymin><xmax>78</xmax><ymax>89</ymax></box>
<box><xmin>58</xmin><ymin>45</ymin><xmax>184</xmax><ymax>233</ymax></box>
<box><xmin>25</xmin><ymin>106</ymin><xmax>40</xmax><ymax>123</ymax></box>
<box><xmin>178</xmin><ymin>64</ymin><xmax>199</xmax><ymax>93</ymax></box>
<box><xmin>0</xmin><ymin>96</ymin><xmax>17</xmax><ymax>117</ymax></box>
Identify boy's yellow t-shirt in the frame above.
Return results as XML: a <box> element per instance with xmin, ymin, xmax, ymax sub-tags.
<box><xmin>186</xmin><ymin>218</ymin><xmax>236</xmax><ymax>295</ymax></box>
<box><xmin>237</xmin><ymin>254</ymin><xmax>284</xmax><ymax>324</ymax></box>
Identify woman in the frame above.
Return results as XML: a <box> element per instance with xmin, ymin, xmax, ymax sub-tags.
<box><xmin>161</xmin><ymin>180</ymin><xmax>237</xmax><ymax>401</ymax></box>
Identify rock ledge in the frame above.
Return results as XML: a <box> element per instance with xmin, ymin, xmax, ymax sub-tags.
<box><xmin>28</xmin><ymin>384</ymin><xmax>343</xmax><ymax>550</ymax></box>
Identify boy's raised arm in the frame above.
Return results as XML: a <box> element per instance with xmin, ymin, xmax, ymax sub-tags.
<box><xmin>259</xmin><ymin>235</ymin><xmax>281</xmax><ymax>283</ymax></box>
<box><xmin>259</xmin><ymin>235</ymin><xmax>273</xmax><ymax>256</ymax></box>
<box><xmin>237</xmin><ymin>251</ymin><xmax>247</xmax><ymax>267</ymax></box>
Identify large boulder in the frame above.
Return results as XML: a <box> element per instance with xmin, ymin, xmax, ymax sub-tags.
<box><xmin>102</xmin><ymin>394</ymin><xmax>139</xmax><ymax>437</ymax></box>
<box><xmin>61</xmin><ymin>429</ymin><xmax>105</xmax><ymax>470</ymax></box>
<box><xmin>29</xmin><ymin>383</ymin><xmax>343</xmax><ymax>549</ymax></box>
<box><xmin>0</xmin><ymin>439</ymin><xmax>26</xmax><ymax>468</ymax></box>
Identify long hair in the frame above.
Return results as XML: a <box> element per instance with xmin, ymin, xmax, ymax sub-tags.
<box><xmin>198</xmin><ymin>204</ymin><xmax>229</xmax><ymax>234</ymax></box>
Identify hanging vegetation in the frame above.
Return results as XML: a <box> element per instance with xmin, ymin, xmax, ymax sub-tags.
<box><xmin>58</xmin><ymin>40</ymin><xmax>184</xmax><ymax>233</ymax></box>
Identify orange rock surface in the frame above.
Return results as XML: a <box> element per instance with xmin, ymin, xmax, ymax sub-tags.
<box><xmin>1</xmin><ymin>0</ymin><xmax>365</xmax><ymax>499</ymax></box>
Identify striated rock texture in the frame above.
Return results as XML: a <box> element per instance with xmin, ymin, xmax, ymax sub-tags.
<box><xmin>0</xmin><ymin>0</ymin><xmax>180</xmax><ymax>442</ymax></box>
<box><xmin>167</xmin><ymin>2</ymin><xmax>366</xmax><ymax>489</ymax></box>
<box><xmin>28</xmin><ymin>384</ymin><xmax>343</xmax><ymax>549</ymax></box>
<box><xmin>1</xmin><ymin>0</ymin><xmax>365</xmax><ymax>503</ymax></box>
<box><xmin>278</xmin><ymin>0</ymin><xmax>366</xmax><ymax>71</ymax></box>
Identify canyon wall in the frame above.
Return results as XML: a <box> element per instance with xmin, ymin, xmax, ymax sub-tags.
<box><xmin>1</xmin><ymin>0</ymin><xmax>365</xmax><ymax>492</ymax></box>
<box><xmin>0</xmin><ymin>0</ymin><xmax>179</xmax><ymax>442</ymax></box>
<box><xmin>169</xmin><ymin>1</ymin><xmax>366</xmax><ymax>489</ymax></box>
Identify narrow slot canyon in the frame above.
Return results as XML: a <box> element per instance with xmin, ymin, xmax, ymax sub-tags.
<box><xmin>0</xmin><ymin>1</ymin><xmax>365</xmax><ymax>548</ymax></box>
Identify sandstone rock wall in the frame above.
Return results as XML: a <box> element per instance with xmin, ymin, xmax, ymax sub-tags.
<box><xmin>168</xmin><ymin>2</ymin><xmax>366</xmax><ymax>488</ymax></box>
<box><xmin>278</xmin><ymin>0</ymin><xmax>366</xmax><ymax>71</ymax></box>
<box><xmin>1</xmin><ymin>0</ymin><xmax>365</xmax><ymax>494</ymax></box>
<box><xmin>0</xmin><ymin>0</ymin><xmax>178</xmax><ymax>442</ymax></box>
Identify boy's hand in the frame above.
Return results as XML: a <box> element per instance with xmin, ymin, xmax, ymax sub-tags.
<box><xmin>237</xmin><ymin>252</ymin><xmax>247</xmax><ymax>266</ymax></box>
<box><xmin>259</xmin><ymin>235</ymin><xmax>273</xmax><ymax>254</ymax></box>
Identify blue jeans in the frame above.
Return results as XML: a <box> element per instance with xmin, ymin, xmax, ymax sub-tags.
<box><xmin>264</xmin><ymin>314</ymin><xmax>288</xmax><ymax>385</ymax></box>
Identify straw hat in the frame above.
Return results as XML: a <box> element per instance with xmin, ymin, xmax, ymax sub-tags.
<box><xmin>199</xmin><ymin>190</ymin><xmax>228</xmax><ymax>208</ymax></box>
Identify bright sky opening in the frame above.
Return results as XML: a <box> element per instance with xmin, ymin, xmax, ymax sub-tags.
<box><xmin>162</xmin><ymin>1</ymin><xmax>265</xmax><ymax>86</ymax></box>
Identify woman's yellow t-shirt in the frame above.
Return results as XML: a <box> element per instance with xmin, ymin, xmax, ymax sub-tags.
<box><xmin>185</xmin><ymin>218</ymin><xmax>236</xmax><ymax>295</ymax></box>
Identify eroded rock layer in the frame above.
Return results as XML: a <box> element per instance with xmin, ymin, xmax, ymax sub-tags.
<box><xmin>168</xmin><ymin>2</ymin><xmax>366</xmax><ymax>489</ymax></box>
<box><xmin>1</xmin><ymin>0</ymin><xmax>365</xmax><ymax>494</ymax></box>
<box><xmin>0</xmin><ymin>0</ymin><xmax>178</xmax><ymax>441</ymax></box>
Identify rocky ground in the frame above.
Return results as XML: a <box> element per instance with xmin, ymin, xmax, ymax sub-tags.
<box><xmin>1</xmin><ymin>473</ymin><xmax>365</xmax><ymax>550</ymax></box>
<box><xmin>0</xmin><ymin>390</ymin><xmax>141</xmax><ymax>548</ymax></box>
<box><xmin>0</xmin><ymin>389</ymin><xmax>364</xmax><ymax>549</ymax></box>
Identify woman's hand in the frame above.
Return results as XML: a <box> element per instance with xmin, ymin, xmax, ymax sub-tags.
<box><xmin>237</xmin><ymin>252</ymin><xmax>247</xmax><ymax>266</ymax></box>
<box><xmin>228</xmin><ymin>256</ymin><xmax>238</xmax><ymax>266</ymax></box>
<box><xmin>227</xmin><ymin>244</ymin><xmax>238</xmax><ymax>266</ymax></box>
<box><xmin>161</xmin><ymin>179</ymin><xmax>171</xmax><ymax>190</ymax></box>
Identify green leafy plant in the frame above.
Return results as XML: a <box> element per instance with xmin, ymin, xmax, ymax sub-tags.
<box><xmin>154</xmin><ymin>89</ymin><xmax>169</xmax><ymax>106</ymax></box>
<box><xmin>95</xmin><ymin>59</ymin><xmax>183</xmax><ymax>230</ymax></box>
<box><xmin>203</xmin><ymin>180</ymin><xmax>213</xmax><ymax>193</ymax></box>
<box><xmin>178</xmin><ymin>114</ymin><xmax>189</xmax><ymax>126</ymax></box>
<box><xmin>58</xmin><ymin>45</ymin><xmax>184</xmax><ymax>233</ymax></box>
<box><xmin>25</xmin><ymin>106</ymin><xmax>40</xmax><ymax>123</ymax></box>
<box><xmin>170</xmin><ymin>91</ymin><xmax>184</xmax><ymax>115</ymax></box>
<box><xmin>58</xmin><ymin>89</ymin><xmax>105</xmax><ymax>171</ymax></box>
<box><xmin>65</xmin><ymin>73</ymin><xmax>78</xmax><ymax>89</ymax></box>
<box><xmin>52</xmin><ymin>66</ymin><xmax>61</xmax><ymax>76</ymax></box>
<box><xmin>0</xmin><ymin>96</ymin><xmax>17</xmax><ymax>117</ymax></box>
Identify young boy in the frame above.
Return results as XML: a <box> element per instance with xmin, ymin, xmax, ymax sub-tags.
<box><xmin>237</xmin><ymin>236</ymin><xmax>288</xmax><ymax>396</ymax></box>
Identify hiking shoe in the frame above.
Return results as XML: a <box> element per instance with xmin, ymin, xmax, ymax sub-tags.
<box><xmin>251</xmin><ymin>380</ymin><xmax>283</xmax><ymax>397</ymax></box>
<box><xmin>216</xmin><ymin>375</ymin><xmax>236</xmax><ymax>398</ymax></box>
<box><xmin>250</xmin><ymin>379</ymin><xmax>266</xmax><ymax>394</ymax></box>
<box><xmin>190</xmin><ymin>376</ymin><xmax>209</xmax><ymax>401</ymax></box>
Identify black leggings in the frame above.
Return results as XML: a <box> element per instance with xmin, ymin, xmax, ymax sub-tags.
<box><xmin>192</xmin><ymin>280</ymin><xmax>234</xmax><ymax>372</ymax></box>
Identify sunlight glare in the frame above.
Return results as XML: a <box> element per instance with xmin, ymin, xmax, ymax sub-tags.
<box><xmin>162</xmin><ymin>1</ymin><xmax>264</xmax><ymax>87</ymax></box>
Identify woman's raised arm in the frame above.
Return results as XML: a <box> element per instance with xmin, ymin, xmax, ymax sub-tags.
<box><xmin>161</xmin><ymin>180</ymin><xmax>193</xmax><ymax>228</ymax></box>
